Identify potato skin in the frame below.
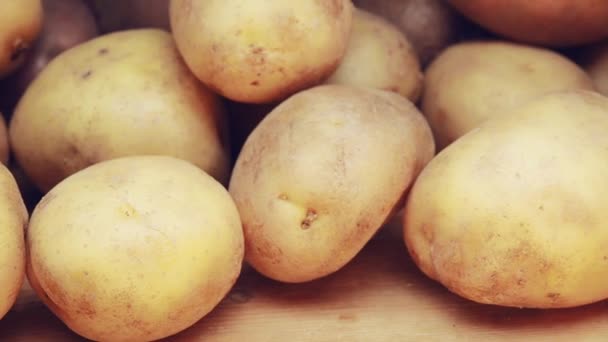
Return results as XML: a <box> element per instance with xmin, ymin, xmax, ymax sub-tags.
<box><xmin>9</xmin><ymin>29</ymin><xmax>230</xmax><ymax>193</ymax></box>
<box><xmin>422</xmin><ymin>41</ymin><xmax>594</xmax><ymax>150</ymax></box>
<box><xmin>0</xmin><ymin>164</ymin><xmax>28</xmax><ymax>320</ymax></box>
<box><xmin>0</xmin><ymin>0</ymin><xmax>43</xmax><ymax>78</ymax></box>
<box><xmin>325</xmin><ymin>9</ymin><xmax>423</xmax><ymax>102</ymax></box>
<box><xmin>27</xmin><ymin>156</ymin><xmax>244</xmax><ymax>342</ymax></box>
<box><xmin>169</xmin><ymin>0</ymin><xmax>354</xmax><ymax>104</ymax></box>
<box><xmin>229</xmin><ymin>84</ymin><xmax>435</xmax><ymax>283</ymax></box>
<box><xmin>405</xmin><ymin>90</ymin><xmax>608</xmax><ymax>309</ymax></box>
<box><xmin>448</xmin><ymin>0</ymin><xmax>608</xmax><ymax>47</ymax></box>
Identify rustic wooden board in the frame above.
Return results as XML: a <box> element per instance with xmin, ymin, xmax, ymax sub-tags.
<box><xmin>1</xmin><ymin>216</ymin><xmax>608</xmax><ymax>342</ymax></box>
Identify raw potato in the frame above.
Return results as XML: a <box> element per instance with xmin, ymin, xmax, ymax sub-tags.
<box><xmin>27</xmin><ymin>156</ymin><xmax>244</xmax><ymax>341</ymax></box>
<box><xmin>405</xmin><ymin>90</ymin><xmax>608</xmax><ymax>309</ymax></box>
<box><xmin>325</xmin><ymin>8</ymin><xmax>423</xmax><ymax>102</ymax></box>
<box><xmin>9</xmin><ymin>29</ymin><xmax>230</xmax><ymax>193</ymax></box>
<box><xmin>448</xmin><ymin>0</ymin><xmax>608</xmax><ymax>47</ymax></box>
<box><xmin>353</xmin><ymin>0</ymin><xmax>460</xmax><ymax>66</ymax></box>
<box><xmin>229</xmin><ymin>84</ymin><xmax>435</xmax><ymax>283</ymax></box>
<box><xmin>170</xmin><ymin>0</ymin><xmax>354</xmax><ymax>104</ymax></box>
<box><xmin>422</xmin><ymin>41</ymin><xmax>594</xmax><ymax>150</ymax></box>
<box><xmin>0</xmin><ymin>164</ymin><xmax>28</xmax><ymax>320</ymax></box>
<box><xmin>0</xmin><ymin>0</ymin><xmax>43</xmax><ymax>78</ymax></box>
<box><xmin>13</xmin><ymin>0</ymin><xmax>99</xmax><ymax>95</ymax></box>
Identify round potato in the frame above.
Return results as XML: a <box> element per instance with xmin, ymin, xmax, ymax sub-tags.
<box><xmin>229</xmin><ymin>84</ymin><xmax>435</xmax><ymax>283</ymax></box>
<box><xmin>9</xmin><ymin>29</ymin><xmax>230</xmax><ymax>193</ymax></box>
<box><xmin>27</xmin><ymin>155</ymin><xmax>244</xmax><ymax>341</ymax></box>
<box><xmin>448</xmin><ymin>0</ymin><xmax>608</xmax><ymax>47</ymax></box>
<box><xmin>170</xmin><ymin>0</ymin><xmax>353</xmax><ymax>104</ymax></box>
<box><xmin>405</xmin><ymin>90</ymin><xmax>608</xmax><ymax>309</ymax></box>
<box><xmin>325</xmin><ymin>8</ymin><xmax>423</xmax><ymax>102</ymax></box>
<box><xmin>0</xmin><ymin>0</ymin><xmax>43</xmax><ymax>78</ymax></box>
<box><xmin>13</xmin><ymin>0</ymin><xmax>99</xmax><ymax>95</ymax></box>
<box><xmin>422</xmin><ymin>41</ymin><xmax>594</xmax><ymax>150</ymax></box>
<box><xmin>0</xmin><ymin>164</ymin><xmax>28</xmax><ymax>320</ymax></box>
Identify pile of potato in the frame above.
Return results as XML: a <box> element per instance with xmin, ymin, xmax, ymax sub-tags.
<box><xmin>3</xmin><ymin>0</ymin><xmax>608</xmax><ymax>340</ymax></box>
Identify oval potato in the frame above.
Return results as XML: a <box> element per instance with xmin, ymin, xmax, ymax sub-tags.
<box><xmin>229</xmin><ymin>84</ymin><xmax>435</xmax><ymax>283</ymax></box>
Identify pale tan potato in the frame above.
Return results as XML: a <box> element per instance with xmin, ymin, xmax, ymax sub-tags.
<box><xmin>325</xmin><ymin>8</ymin><xmax>423</xmax><ymax>102</ymax></box>
<box><xmin>0</xmin><ymin>0</ymin><xmax>43</xmax><ymax>78</ymax></box>
<box><xmin>405</xmin><ymin>90</ymin><xmax>608</xmax><ymax>309</ymax></box>
<box><xmin>0</xmin><ymin>164</ymin><xmax>28</xmax><ymax>320</ymax></box>
<box><xmin>27</xmin><ymin>155</ymin><xmax>244</xmax><ymax>341</ymax></box>
<box><xmin>422</xmin><ymin>40</ymin><xmax>595</xmax><ymax>150</ymax></box>
<box><xmin>229</xmin><ymin>84</ymin><xmax>435</xmax><ymax>283</ymax></box>
<box><xmin>169</xmin><ymin>0</ymin><xmax>354</xmax><ymax>104</ymax></box>
<box><xmin>9</xmin><ymin>29</ymin><xmax>230</xmax><ymax>193</ymax></box>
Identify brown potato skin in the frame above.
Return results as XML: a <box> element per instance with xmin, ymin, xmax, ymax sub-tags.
<box><xmin>0</xmin><ymin>0</ymin><xmax>43</xmax><ymax>78</ymax></box>
<box><xmin>229</xmin><ymin>84</ymin><xmax>435</xmax><ymax>283</ymax></box>
<box><xmin>448</xmin><ymin>0</ymin><xmax>608</xmax><ymax>47</ymax></box>
<box><xmin>12</xmin><ymin>0</ymin><xmax>98</xmax><ymax>95</ymax></box>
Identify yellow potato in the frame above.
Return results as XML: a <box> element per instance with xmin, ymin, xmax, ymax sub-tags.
<box><xmin>0</xmin><ymin>0</ymin><xmax>43</xmax><ymax>78</ymax></box>
<box><xmin>0</xmin><ymin>164</ymin><xmax>28</xmax><ymax>320</ymax></box>
<box><xmin>422</xmin><ymin>41</ymin><xmax>594</xmax><ymax>150</ymax></box>
<box><xmin>325</xmin><ymin>8</ymin><xmax>423</xmax><ymax>102</ymax></box>
<box><xmin>9</xmin><ymin>29</ymin><xmax>230</xmax><ymax>193</ymax></box>
<box><xmin>27</xmin><ymin>155</ymin><xmax>244</xmax><ymax>341</ymax></box>
<box><xmin>169</xmin><ymin>0</ymin><xmax>354</xmax><ymax>104</ymax></box>
<box><xmin>405</xmin><ymin>90</ymin><xmax>608</xmax><ymax>309</ymax></box>
<box><xmin>229</xmin><ymin>84</ymin><xmax>435</xmax><ymax>283</ymax></box>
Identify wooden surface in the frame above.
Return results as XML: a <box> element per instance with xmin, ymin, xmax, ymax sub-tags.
<box><xmin>2</xmin><ymin>216</ymin><xmax>608</xmax><ymax>342</ymax></box>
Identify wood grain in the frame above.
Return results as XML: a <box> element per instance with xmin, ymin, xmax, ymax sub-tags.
<box><xmin>1</xmin><ymin>216</ymin><xmax>607</xmax><ymax>342</ymax></box>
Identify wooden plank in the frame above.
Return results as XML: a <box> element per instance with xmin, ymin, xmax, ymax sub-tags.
<box><xmin>1</xmin><ymin>216</ymin><xmax>607</xmax><ymax>341</ymax></box>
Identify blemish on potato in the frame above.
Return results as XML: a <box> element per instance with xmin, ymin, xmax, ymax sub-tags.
<box><xmin>98</xmin><ymin>48</ymin><xmax>109</xmax><ymax>55</ymax></box>
<box><xmin>120</xmin><ymin>204</ymin><xmax>137</xmax><ymax>217</ymax></box>
<box><xmin>250</xmin><ymin>80</ymin><xmax>260</xmax><ymax>86</ymax></box>
<box><xmin>278</xmin><ymin>193</ymin><xmax>288</xmax><ymax>200</ymax></box>
<box><xmin>81</xmin><ymin>70</ymin><xmax>92</xmax><ymax>79</ymax></box>
<box><xmin>301</xmin><ymin>209</ymin><xmax>318</xmax><ymax>229</ymax></box>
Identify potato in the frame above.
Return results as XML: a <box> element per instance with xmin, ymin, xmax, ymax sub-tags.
<box><xmin>405</xmin><ymin>90</ymin><xmax>608</xmax><ymax>309</ymax></box>
<box><xmin>325</xmin><ymin>9</ymin><xmax>423</xmax><ymax>102</ymax></box>
<box><xmin>448</xmin><ymin>0</ymin><xmax>608</xmax><ymax>47</ymax></box>
<box><xmin>87</xmin><ymin>0</ymin><xmax>170</xmax><ymax>33</ymax></box>
<box><xmin>9</xmin><ymin>29</ymin><xmax>230</xmax><ymax>193</ymax></box>
<box><xmin>422</xmin><ymin>41</ymin><xmax>594</xmax><ymax>150</ymax></box>
<box><xmin>0</xmin><ymin>164</ymin><xmax>28</xmax><ymax>320</ymax></box>
<box><xmin>170</xmin><ymin>0</ymin><xmax>354</xmax><ymax>104</ymax></box>
<box><xmin>0</xmin><ymin>0</ymin><xmax>43</xmax><ymax>78</ymax></box>
<box><xmin>12</xmin><ymin>0</ymin><xmax>99</xmax><ymax>96</ymax></box>
<box><xmin>229</xmin><ymin>84</ymin><xmax>435</xmax><ymax>283</ymax></box>
<box><xmin>27</xmin><ymin>155</ymin><xmax>244</xmax><ymax>341</ymax></box>
<box><xmin>353</xmin><ymin>0</ymin><xmax>460</xmax><ymax>66</ymax></box>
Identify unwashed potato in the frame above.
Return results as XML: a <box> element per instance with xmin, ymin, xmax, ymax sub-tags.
<box><xmin>9</xmin><ymin>29</ymin><xmax>230</xmax><ymax>193</ymax></box>
<box><xmin>448</xmin><ymin>0</ymin><xmax>608</xmax><ymax>47</ymax></box>
<box><xmin>325</xmin><ymin>8</ymin><xmax>423</xmax><ymax>102</ymax></box>
<box><xmin>229</xmin><ymin>84</ymin><xmax>435</xmax><ymax>283</ymax></box>
<box><xmin>12</xmin><ymin>0</ymin><xmax>99</xmax><ymax>96</ymax></box>
<box><xmin>170</xmin><ymin>0</ymin><xmax>354</xmax><ymax>104</ymax></box>
<box><xmin>0</xmin><ymin>0</ymin><xmax>43</xmax><ymax>78</ymax></box>
<box><xmin>422</xmin><ymin>40</ymin><xmax>594</xmax><ymax>150</ymax></box>
<box><xmin>405</xmin><ymin>90</ymin><xmax>608</xmax><ymax>309</ymax></box>
<box><xmin>0</xmin><ymin>164</ymin><xmax>28</xmax><ymax>320</ymax></box>
<box><xmin>27</xmin><ymin>155</ymin><xmax>244</xmax><ymax>341</ymax></box>
<box><xmin>353</xmin><ymin>0</ymin><xmax>461</xmax><ymax>66</ymax></box>
<box><xmin>87</xmin><ymin>0</ymin><xmax>170</xmax><ymax>33</ymax></box>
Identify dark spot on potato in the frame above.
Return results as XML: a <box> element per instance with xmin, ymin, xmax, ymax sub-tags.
<box><xmin>338</xmin><ymin>313</ymin><xmax>357</xmax><ymax>321</ymax></box>
<box><xmin>81</xmin><ymin>70</ymin><xmax>92</xmax><ymax>79</ymax></box>
<box><xmin>250</xmin><ymin>80</ymin><xmax>260</xmax><ymax>86</ymax></box>
<box><xmin>98</xmin><ymin>48</ymin><xmax>109</xmax><ymax>55</ymax></box>
<box><xmin>547</xmin><ymin>292</ymin><xmax>560</xmax><ymax>300</ymax></box>
<box><xmin>278</xmin><ymin>193</ymin><xmax>288</xmax><ymax>200</ymax></box>
<box><xmin>301</xmin><ymin>209</ymin><xmax>318</xmax><ymax>229</ymax></box>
